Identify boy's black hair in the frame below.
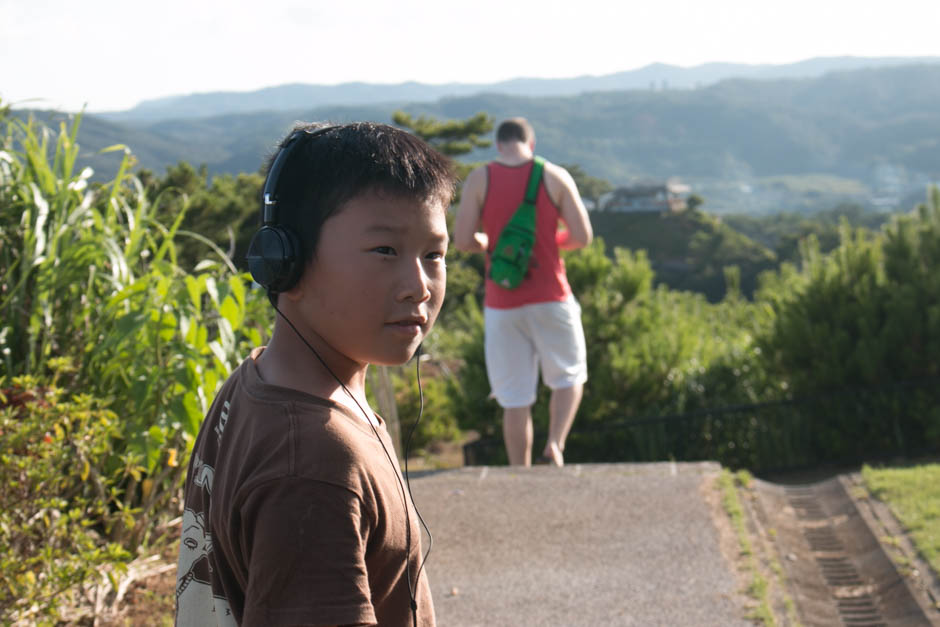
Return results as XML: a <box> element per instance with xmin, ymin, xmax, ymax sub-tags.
<box><xmin>266</xmin><ymin>121</ymin><xmax>456</xmax><ymax>269</ymax></box>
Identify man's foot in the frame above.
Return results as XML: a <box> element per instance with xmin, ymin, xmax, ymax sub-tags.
<box><xmin>542</xmin><ymin>442</ymin><xmax>564</xmax><ymax>467</ymax></box>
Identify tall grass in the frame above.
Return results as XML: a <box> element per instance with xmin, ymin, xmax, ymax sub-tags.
<box><xmin>0</xmin><ymin>105</ymin><xmax>270</xmax><ymax>621</ymax></box>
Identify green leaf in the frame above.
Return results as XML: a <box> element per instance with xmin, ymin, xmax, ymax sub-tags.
<box><xmin>219</xmin><ymin>295</ymin><xmax>241</xmax><ymax>331</ymax></box>
<box><xmin>208</xmin><ymin>341</ymin><xmax>228</xmax><ymax>369</ymax></box>
<box><xmin>148</xmin><ymin>425</ymin><xmax>165</xmax><ymax>445</ymax></box>
<box><xmin>205</xmin><ymin>276</ymin><xmax>219</xmax><ymax>306</ymax></box>
<box><xmin>182</xmin><ymin>392</ymin><xmax>203</xmax><ymax>435</ymax></box>
<box><xmin>228</xmin><ymin>275</ymin><xmax>246</xmax><ymax>309</ymax></box>
<box><xmin>156</xmin><ymin>274</ymin><xmax>172</xmax><ymax>301</ymax></box>
<box><xmin>185</xmin><ymin>275</ymin><xmax>203</xmax><ymax>313</ymax></box>
<box><xmin>99</xmin><ymin>144</ymin><xmax>130</xmax><ymax>154</ymax></box>
<box><xmin>195</xmin><ymin>324</ymin><xmax>208</xmax><ymax>351</ymax></box>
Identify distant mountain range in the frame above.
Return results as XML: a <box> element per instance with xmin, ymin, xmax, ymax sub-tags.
<box><xmin>21</xmin><ymin>58</ymin><xmax>940</xmax><ymax>214</ymax></box>
<box><xmin>97</xmin><ymin>56</ymin><xmax>939</xmax><ymax>122</ymax></box>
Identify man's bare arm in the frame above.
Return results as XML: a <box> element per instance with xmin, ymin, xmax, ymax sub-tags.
<box><xmin>546</xmin><ymin>163</ymin><xmax>593</xmax><ymax>250</ymax></box>
<box><xmin>454</xmin><ymin>166</ymin><xmax>489</xmax><ymax>253</ymax></box>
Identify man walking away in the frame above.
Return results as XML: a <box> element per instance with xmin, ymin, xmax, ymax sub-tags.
<box><xmin>455</xmin><ymin>117</ymin><xmax>592</xmax><ymax>466</ymax></box>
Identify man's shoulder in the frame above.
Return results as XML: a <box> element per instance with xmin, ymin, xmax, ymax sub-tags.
<box><xmin>539</xmin><ymin>158</ymin><xmax>570</xmax><ymax>180</ymax></box>
<box><xmin>466</xmin><ymin>163</ymin><xmax>489</xmax><ymax>184</ymax></box>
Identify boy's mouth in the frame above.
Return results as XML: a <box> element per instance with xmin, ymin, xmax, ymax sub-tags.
<box><xmin>388</xmin><ymin>316</ymin><xmax>428</xmax><ymax>327</ymax></box>
<box><xmin>387</xmin><ymin>315</ymin><xmax>428</xmax><ymax>333</ymax></box>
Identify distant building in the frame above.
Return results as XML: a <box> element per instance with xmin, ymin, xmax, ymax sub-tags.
<box><xmin>602</xmin><ymin>179</ymin><xmax>691</xmax><ymax>212</ymax></box>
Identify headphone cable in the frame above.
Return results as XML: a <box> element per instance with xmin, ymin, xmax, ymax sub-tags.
<box><xmin>271</xmin><ymin>303</ymin><xmax>430</xmax><ymax>625</ymax></box>
<box><xmin>404</xmin><ymin>345</ymin><xmax>434</xmax><ymax>621</ymax></box>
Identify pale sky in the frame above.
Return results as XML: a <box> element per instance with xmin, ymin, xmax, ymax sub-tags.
<box><xmin>2</xmin><ymin>0</ymin><xmax>938</xmax><ymax>113</ymax></box>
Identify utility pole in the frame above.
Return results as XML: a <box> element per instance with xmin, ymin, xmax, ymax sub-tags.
<box><xmin>368</xmin><ymin>365</ymin><xmax>403</xmax><ymax>461</ymax></box>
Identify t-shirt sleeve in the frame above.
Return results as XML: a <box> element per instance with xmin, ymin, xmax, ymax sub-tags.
<box><xmin>238</xmin><ymin>476</ymin><xmax>376</xmax><ymax>627</ymax></box>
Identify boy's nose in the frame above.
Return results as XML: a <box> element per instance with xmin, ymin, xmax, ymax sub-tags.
<box><xmin>398</xmin><ymin>257</ymin><xmax>432</xmax><ymax>303</ymax></box>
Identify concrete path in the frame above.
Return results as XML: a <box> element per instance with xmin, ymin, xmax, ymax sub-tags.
<box><xmin>408</xmin><ymin>462</ymin><xmax>751</xmax><ymax>627</ymax></box>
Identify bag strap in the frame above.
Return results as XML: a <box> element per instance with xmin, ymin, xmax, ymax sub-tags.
<box><xmin>523</xmin><ymin>156</ymin><xmax>545</xmax><ymax>205</ymax></box>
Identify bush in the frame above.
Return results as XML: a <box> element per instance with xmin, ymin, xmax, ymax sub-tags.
<box><xmin>0</xmin><ymin>108</ymin><xmax>272</xmax><ymax>617</ymax></box>
<box><xmin>450</xmin><ymin>237</ymin><xmax>778</xmax><ymax>460</ymax></box>
<box><xmin>392</xmin><ymin>359</ymin><xmax>462</xmax><ymax>454</ymax></box>
<box><xmin>755</xmin><ymin>188</ymin><xmax>940</xmax><ymax>459</ymax></box>
<box><xmin>0</xmin><ymin>373</ymin><xmax>132</xmax><ymax>624</ymax></box>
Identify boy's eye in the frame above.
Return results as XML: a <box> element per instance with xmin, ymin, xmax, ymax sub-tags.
<box><xmin>373</xmin><ymin>246</ymin><xmax>396</xmax><ymax>256</ymax></box>
<box><xmin>426</xmin><ymin>251</ymin><xmax>446</xmax><ymax>261</ymax></box>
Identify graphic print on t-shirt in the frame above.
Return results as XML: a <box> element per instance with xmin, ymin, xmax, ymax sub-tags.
<box><xmin>175</xmin><ymin>401</ymin><xmax>236</xmax><ymax>627</ymax></box>
<box><xmin>177</xmin><ymin>508</ymin><xmax>213</xmax><ymax>598</ymax></box>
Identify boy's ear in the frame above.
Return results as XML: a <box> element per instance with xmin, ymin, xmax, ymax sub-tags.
<box><xmin>282</xmin><ymin>260</ymin><xmax>312</xmax><ymax>303</ymax></box>
<box><xmin>283</xmin><ymin>280</ymin><xmax>305</xmax><ymax>303</ymax></box>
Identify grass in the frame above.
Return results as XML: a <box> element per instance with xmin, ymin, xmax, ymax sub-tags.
<box><xmin>861</xmin><ymin>463</ymin><xmax>940</xmax><ymax>578</ymax></box>
<box><xmin>718</xmin><ymin>469</ymin><xmax>777</xmax><ymax>625</ymax></box>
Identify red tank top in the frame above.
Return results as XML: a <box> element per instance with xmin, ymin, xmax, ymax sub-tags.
<box><xmin>482</xmin><ymin>160</ymin><xmax>571</xmax><ymax>309</ymax></box>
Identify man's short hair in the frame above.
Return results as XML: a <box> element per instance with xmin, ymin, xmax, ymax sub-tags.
<box><xmin>267</xmin><ymin>122</ymin><xmax>456</xmax><ymax>268</ymax></box>
<box><xmin>496</xmin><ymin>117</ymin><xmax>535</xmax><ymax>145</ymax></box>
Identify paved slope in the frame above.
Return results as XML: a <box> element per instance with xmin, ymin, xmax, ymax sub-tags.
<box><xmin>408</xmin><ymin>462</ymin><xmax>750</xmax><ymax>627</ymax></box>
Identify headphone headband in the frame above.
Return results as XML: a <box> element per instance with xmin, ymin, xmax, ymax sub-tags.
<box><xmin>248</xmin><ymin>125</ymin><xmax>337</xmax><ymax>293</ymax></box>
<box><xmin>261</xmin><ymin>126</ymin><xmax>335</xmax><ymax>225</ymax></box>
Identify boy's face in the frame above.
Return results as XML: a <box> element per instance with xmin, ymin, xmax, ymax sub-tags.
<box><xmin>290</xmin><ymin>188</ymin><xmax>449</xmax><ymax>367</ymax></box>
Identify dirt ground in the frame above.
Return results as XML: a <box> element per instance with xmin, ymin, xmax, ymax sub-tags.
<box><xmin>98</xmin><ymin>542</ymin><xmax>176</xmax><ymax>627</ymax></box>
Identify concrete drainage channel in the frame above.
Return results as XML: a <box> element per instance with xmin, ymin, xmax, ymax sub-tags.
<box><xmin>752</xmin><ymin>476</ymin><xmax>940</xmax><ymax>626</ymax></box>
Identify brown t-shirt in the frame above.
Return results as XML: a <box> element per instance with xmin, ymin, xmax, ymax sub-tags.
<box><xmin>175</xmin><ymin>348</ymin><xmax>434</xmax><ymax>626</ymax></box>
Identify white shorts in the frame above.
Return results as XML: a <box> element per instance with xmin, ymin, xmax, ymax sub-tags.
<box><xmin>484</xmin><ymin>297</ymin><xmax>588</xmax><ymax>408</ymax></box>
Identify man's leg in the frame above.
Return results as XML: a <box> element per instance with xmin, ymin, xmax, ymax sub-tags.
<box><xmin>529</xmin><ymin>298</ymin><xmax>588</xmax><ymax>467</ymax></box>
<box><xmin>485</xmin><ymin>306</ymin><xmax>538</xmax><ymax>467</ymax></box>
<box><xmin>543</xmin><ymin>383</ymin><xmax>583</xmax><ymax>466</ymax></box>
<box><xmin>503</xmin><ymin>406</ymin><xmax>533</xmax><ymax>466</ymax></box>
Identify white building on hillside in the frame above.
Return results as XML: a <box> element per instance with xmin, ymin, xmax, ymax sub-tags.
<box><xmin>602</xmin><ymin>179</ymin><xmax>691</xmax><ymax>212</ymax></box>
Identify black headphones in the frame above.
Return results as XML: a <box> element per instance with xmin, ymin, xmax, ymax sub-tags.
<box><xmin>246</xmin><ymin>126</ymin><xmax>335</xmax><ymax>293</ymax></box>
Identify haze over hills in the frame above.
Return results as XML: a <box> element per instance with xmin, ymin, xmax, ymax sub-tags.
<box><xmin>97</xmin><ymin>56</ymin><xmax>940</xmax><ymax>122</ymax></box>
<box><xmin>25</xmin><ymin>59</ymin><xmax>940</xmax><ymax>215</ymax></box>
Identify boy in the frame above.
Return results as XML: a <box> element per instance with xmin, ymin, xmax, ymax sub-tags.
<box><xmin>175</xmin><ymin>122</ymin><xmax>456</xmax><ymax>626</ymax></box>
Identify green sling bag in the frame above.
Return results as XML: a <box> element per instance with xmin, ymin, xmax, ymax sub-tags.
<box><xmin>489</xmin><ymin>156</ymin><xmax>545</xmax><ymax>289</ymax></box>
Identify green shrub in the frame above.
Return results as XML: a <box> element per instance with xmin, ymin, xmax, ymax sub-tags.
<box><xmin>0</xmin><ymin>108</ymin><xmax>272</xmax><ymax>617</ymax></box>
<box><xmin>448</xmin><ymin>237</ymin><xmax>778</xmax><ymax>462</ymax></box>
<box><xmin>140</xmin><ymin>161</ymin><xmax>265</xmax><ymax>272</ymax></box>
<box><xmin>0</xmin><ymin>373</ymin><xmax>132</xmax><ymax>624</ymax></box>
<box><xmin>392</xmin><ymin>360</ymin><xmax>462</xmax><ymax>453</ymax></box>
<box><xmin>756</xmin><ymin>189</ymin><xmax>940</xmax><ymax>459</ymax></box>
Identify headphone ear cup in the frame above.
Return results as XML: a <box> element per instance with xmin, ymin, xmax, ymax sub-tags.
<box><xmin>278</xmin><ymin>226</ymin><xmax>304</xmax><ymax>291</ymax></box>
<box><xmin>246</xmin><ymin>225</ymin><xmax>303</xmax><ymax>293</ymax></box>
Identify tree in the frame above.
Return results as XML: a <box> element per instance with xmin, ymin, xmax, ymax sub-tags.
<box><xmin>392</xmin><ymin>111</ymin><xmax>493</xmax><ymax>179</ymax></box>
<box><xmin>562</xmin><ymin>163</ymin><xmax>612</xmax><ymax>210</ymax></box>
<box><xmin>686</xmin><ymin>193</ymin><xmax>705</xmax><ymax>212</ymax></box>
<box><xmin>141</xmin><ymin>162</ymin><xmax>264</xmax><ymax>271</ymax></box>
<box><xmin>753</xmin><ymin>187</ymin><xmax>940</xmax><ymax>458</ymax></box>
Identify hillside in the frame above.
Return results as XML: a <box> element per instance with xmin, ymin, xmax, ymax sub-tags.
<box><xmin>95</xmin><ymin>56</ymin><xmax>939</xmax><ymax>122</ymax></box>
<box><xmin>590</xmin><ymin>209</ymin><xmax>777</xmax><ymax>301</ymax></box>
<box><xmin>20</xmin><ymin>63</ymin><xmax>940</xmax><ymax>214</ymax></box>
